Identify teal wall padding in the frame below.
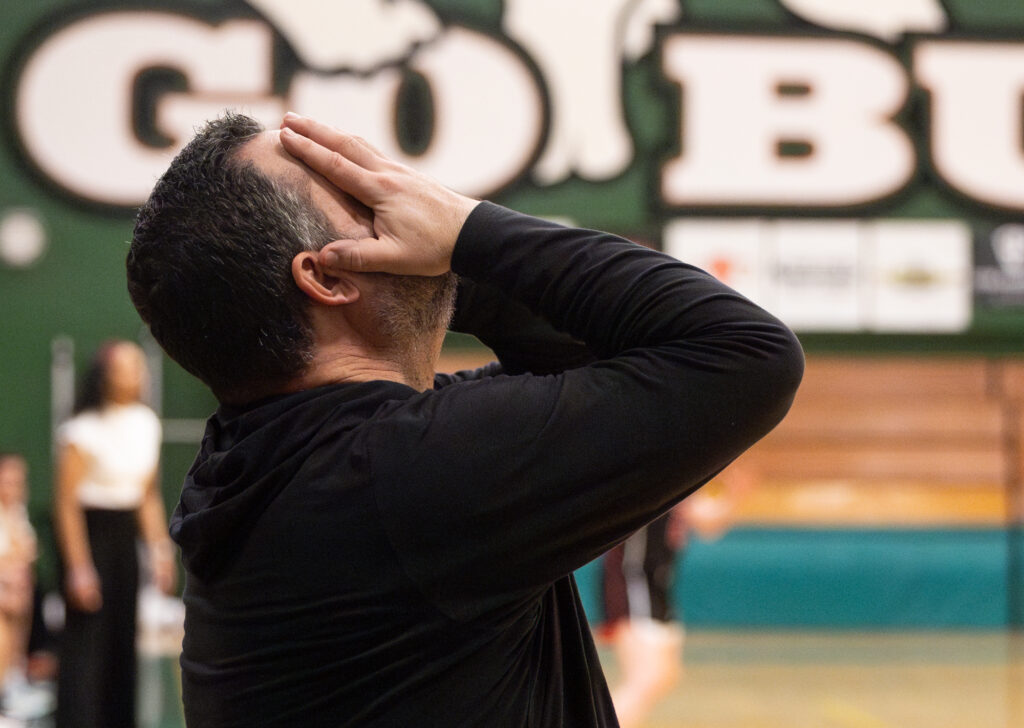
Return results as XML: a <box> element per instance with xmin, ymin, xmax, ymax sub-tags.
<box><xmin>576</xmin><ymin>529</ymin><xmax>1012</xmax><ymax>628</ymax></box>
<box><xmin>575</xmin><ymin>560</ymin><xmax>604</xmax><ymax>624</ymax></box>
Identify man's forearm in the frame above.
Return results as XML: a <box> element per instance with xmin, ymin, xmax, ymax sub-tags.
<box><xmin>451</xmin><ymin>201</ymin><xmax>804</xmax><ymax>464</ymax></box>
<box><xmin>453</xmin><ymin>203</ymin><xmax>799</xmax><ymax>361</ymax></box>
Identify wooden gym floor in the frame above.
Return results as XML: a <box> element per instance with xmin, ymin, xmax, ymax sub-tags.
<box><xmin>600</xmin><ymin>630</ymin><xmax>1024</xmax><ymax>728</ymax></box>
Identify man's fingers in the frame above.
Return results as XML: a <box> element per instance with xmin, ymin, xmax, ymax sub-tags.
<box><xmin>281</xmin><ymin>112</ymin><xmax>467</xmax><ymax>277</ymax></box>
<box><xmin>281</xmin><ymin>113</ymin><xmax>383</xmax><ymax>171</ymax></box>
<box><xmin>319</xmin><ymin>238</ymin><xmax>402</xmax><ymax>274</ymax></box>
<box><xmin>280</xmin><ymin>127</ymin><xmax>377</xmax><ymax>204</ymax></box>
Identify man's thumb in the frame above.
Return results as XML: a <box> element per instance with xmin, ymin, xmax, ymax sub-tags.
<box><xmin>319</xmin><ymin>238</ymin><xmax>386</xmax><ymax>273</ymax></box>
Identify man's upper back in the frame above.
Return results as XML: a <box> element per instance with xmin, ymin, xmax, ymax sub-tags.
<box><xmin>174</xmin><ymin>380</ymin><xmax>617</xmax><ymax>727</ymax></box>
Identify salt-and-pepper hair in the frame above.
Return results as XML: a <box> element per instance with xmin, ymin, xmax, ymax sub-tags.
<box><xmin>127</xmin><ymin>113</ymin><xmax>338</xmax><ymax>403</ymax></box>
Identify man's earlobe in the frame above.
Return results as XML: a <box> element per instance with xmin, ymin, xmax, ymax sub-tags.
<box><xmin>292</xmin><ymin>252</ymin><xmax>360</xmax><ymax>305</ymax></box>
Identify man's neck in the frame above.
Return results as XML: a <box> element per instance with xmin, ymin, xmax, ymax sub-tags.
<box><xmin>288</xmin><ymin>342</ymin><xmax>437</xmax><ymax>394</ymax></box>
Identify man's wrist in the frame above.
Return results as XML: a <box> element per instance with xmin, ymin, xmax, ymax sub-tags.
<box><xmin>450</xmin><ymin>202</ymin><xmax>514</xmax><ymax>279</ymax></box>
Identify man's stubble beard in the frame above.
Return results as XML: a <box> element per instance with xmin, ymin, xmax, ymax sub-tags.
<box><xmin>369</xmin><ymin>271</ymin><xmax>459</xmax><ymax>354</ymax></box>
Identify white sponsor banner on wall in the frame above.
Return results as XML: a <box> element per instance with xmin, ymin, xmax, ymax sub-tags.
<box><xmin>665</xmin><ymin>218</ymin><xmax>971</xmax><ymax>333</ymax></box>
<box><xmin>867</xmin><ymin>221</ymin><xmax>972</xmax><ymax>332</ymax></box>
<box><xmin>770</xmin><ymin>221</ymin><xmax>862</xmax><ymax>331</ymax></box>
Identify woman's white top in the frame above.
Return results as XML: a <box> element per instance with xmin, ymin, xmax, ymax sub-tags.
<box><xmin>58</xmin><ymin>403</ymin><xmax>161</xmax><ymax>510</ymax></box>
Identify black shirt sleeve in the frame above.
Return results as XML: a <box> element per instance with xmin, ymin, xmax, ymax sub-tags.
<box><xmin>432</xmin><ymin>274</ymin><xmax>595</xmax><ymax>390</ymax></box>
<box><xmin>373</xmin><ymin>202</ymin><xmax>804</xmax><ymax>620</ymax></box>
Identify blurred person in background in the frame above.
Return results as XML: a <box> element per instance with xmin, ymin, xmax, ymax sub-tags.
<box><xmin>602</xmin><ymin>466</ymin><xmax>754</xmax><ymax>728</ymax></box>
<box><xmin>0</xmin><ymin>452</ymin><xmax>49</xmax><ymax>724</ymax></box>
<box><xmin>53</xmin><ymin>341</ymin><xmax>175</xmax><ymax>728</ymax></box>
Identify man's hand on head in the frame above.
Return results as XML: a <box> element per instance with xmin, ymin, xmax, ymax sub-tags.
<box><xmin>279</xmin><ymin>112</ymin><xmax>480</xmax><ymax>277</ymax></box>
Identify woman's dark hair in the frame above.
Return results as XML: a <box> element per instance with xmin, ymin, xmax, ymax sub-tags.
<box><xmin>73</xmin><ymin>341</ymin><xmax>121</xmax><ymax>415</ymax></box>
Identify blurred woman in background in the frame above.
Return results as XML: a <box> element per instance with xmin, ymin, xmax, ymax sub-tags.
<box><xmin>0</xmin><ymin>454</ymin><xmax>37</xmax><ymax>705</ymax></box>
<box><xmin>54</xmin><ymin>340</ymin><xmax>174</xmax><ymax>728</ymax></box>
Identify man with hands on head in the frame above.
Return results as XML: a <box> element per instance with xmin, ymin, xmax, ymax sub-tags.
<box><xmin>126</xmin><ymin>111</ymin><xmax>803</xmax><ymax>727</ymax></box>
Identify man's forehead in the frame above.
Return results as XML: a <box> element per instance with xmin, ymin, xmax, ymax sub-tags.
<box><xmin>238</xmin><ymin>129</ymin><xmax>308</xmax><ymax>186</ymax></box>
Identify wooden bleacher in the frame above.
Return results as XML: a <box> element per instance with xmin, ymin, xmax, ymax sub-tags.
<box><xmin>721</xmin><ymin>356</ymin><xmax>1020</xmax><ymax>527</ymax></box>
<box><xmin>437</xmin><ymin>350</ymin><xmax>1024</xmax><ymax>529</ymax></box>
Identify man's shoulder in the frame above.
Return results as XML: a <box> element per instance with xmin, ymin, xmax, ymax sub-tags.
<box><xmin>368</xmin><ymin>371</ymin><xmax>564</xmax><ymax>444</ymax></box>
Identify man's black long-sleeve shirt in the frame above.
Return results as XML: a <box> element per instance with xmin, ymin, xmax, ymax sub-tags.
<box><xmin>171</xmin><ymin>203</ymin><xmax>804</xmax><ymax>727</ymax></box>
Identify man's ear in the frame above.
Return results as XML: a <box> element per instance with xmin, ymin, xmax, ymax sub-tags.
<box><xmin>291</xmin><ymin>251</ymin><xmax>360</xmax><ymax>305</ymax></box>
